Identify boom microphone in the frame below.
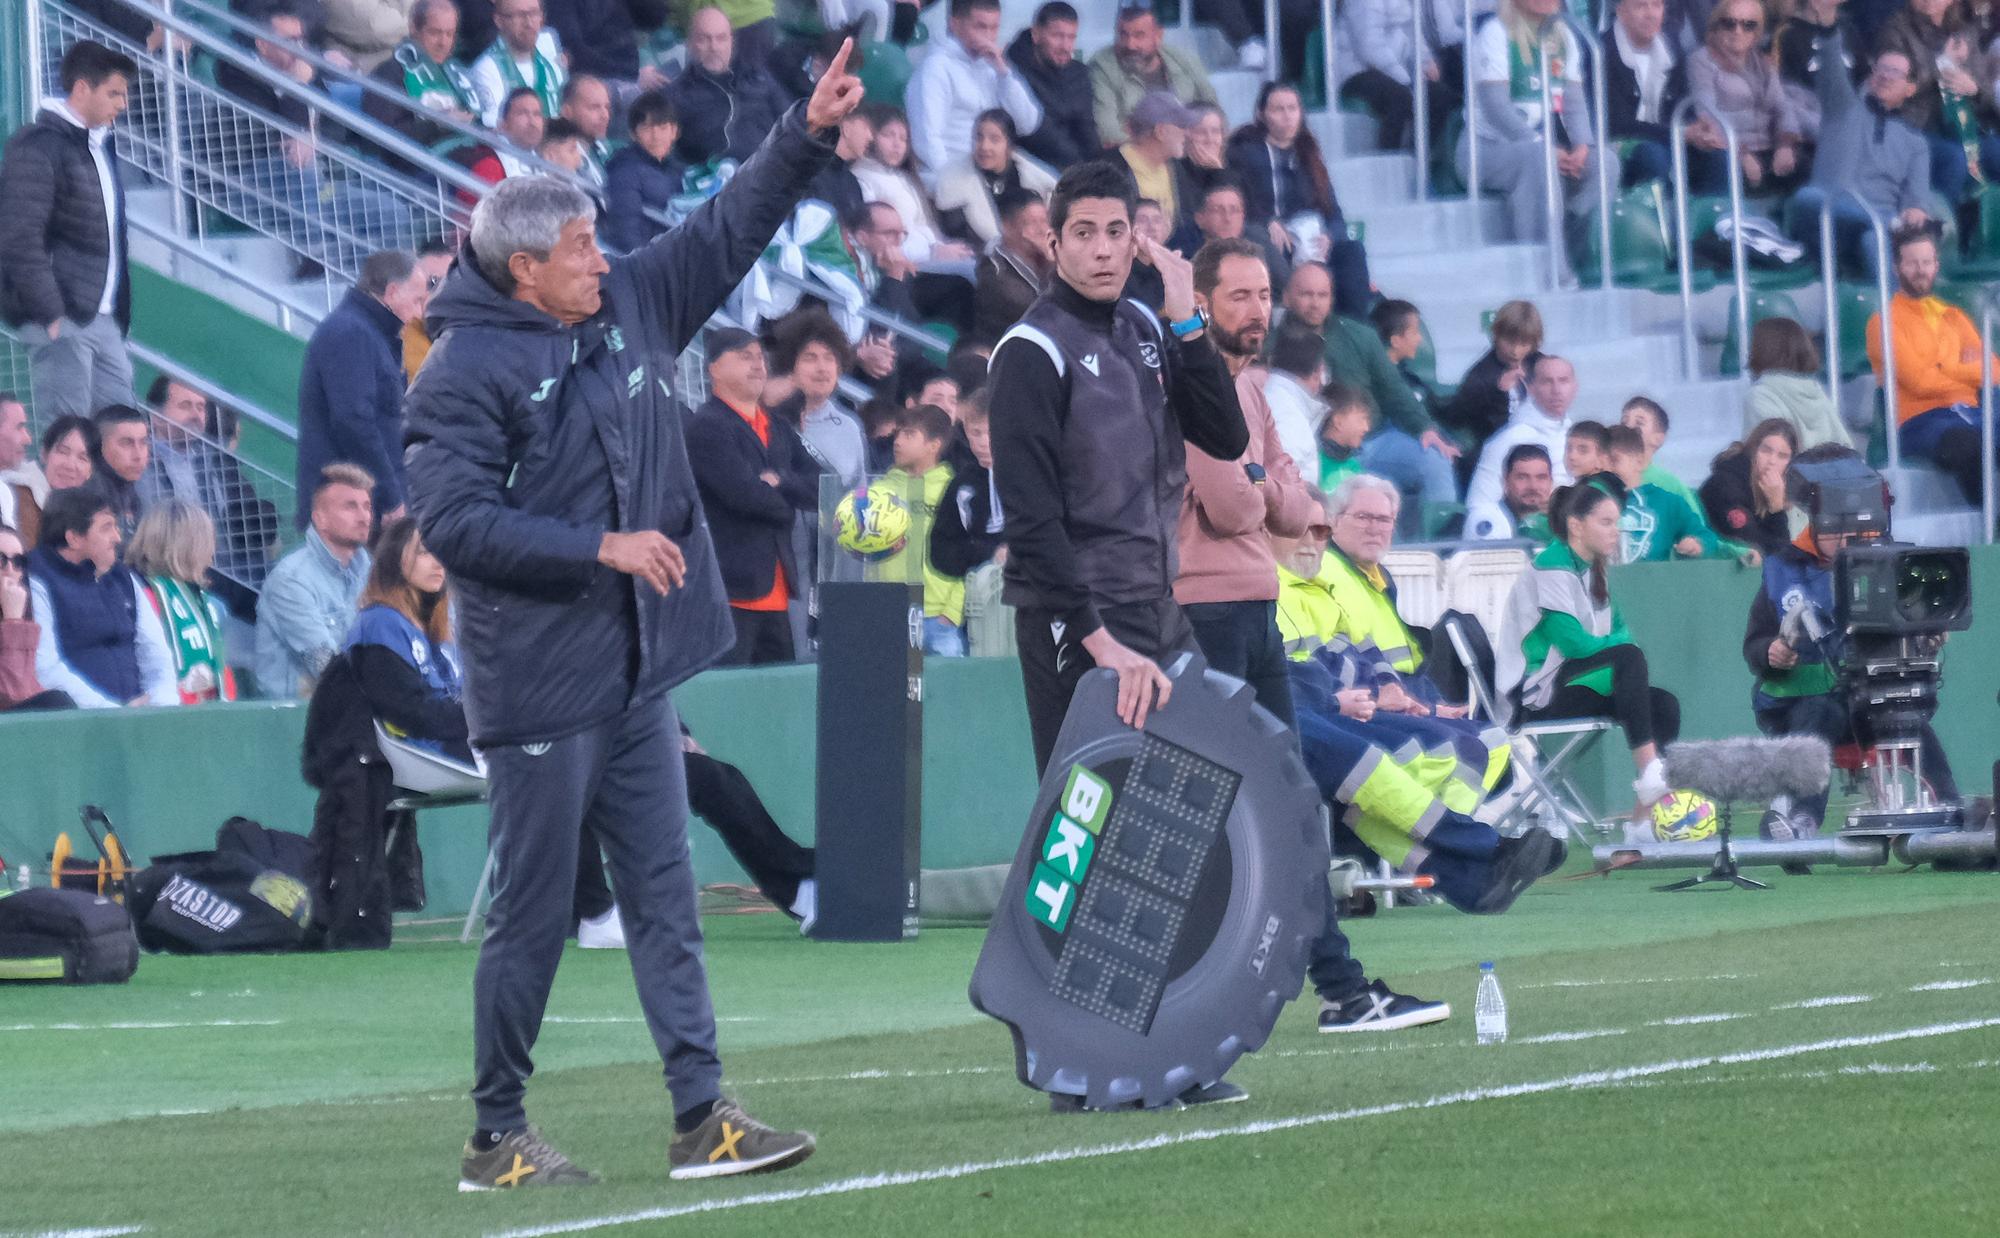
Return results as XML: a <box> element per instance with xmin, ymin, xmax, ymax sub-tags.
<box><xmin>1663</xmin><ymin>737</ymin><xmax>1831</xmax><ymax>805</ymax></box>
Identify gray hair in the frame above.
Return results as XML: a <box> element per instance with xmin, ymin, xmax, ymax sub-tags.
<box><xmin>469</xmin><ymin>176</ymin><xmax>597</xmax><ymax>295</ymax></box>
<box><xmin>1324</xmin><ymin>472</ymin><xmax>1401</xmax><ymax>522</ymax></box>
<box><xmin>411</xmin><ymin>0</ymin><xmax>458</xmax><ymax>29</ymax></box>
<box><xmin>357</xmin><ymin>248</ymin><xmax>418</xmax><ymax>298</ymax></box>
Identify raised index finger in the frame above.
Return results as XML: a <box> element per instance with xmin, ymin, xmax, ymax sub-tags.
<box><xmin>825</xmin><ymin>36</ymin><xmax>854</xmax><ymax>80</ymax></box>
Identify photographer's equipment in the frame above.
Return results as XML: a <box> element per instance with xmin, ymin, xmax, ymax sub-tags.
<box><xmin>0</xmin><ymin>888</ymin><xmax>139</xmax><ymax>984</ymax></box>
<box><xmin>1835</xmin><ymin>543</ymin><xmax>1971</xmax><ymax>835</ymax></box>
<box><xmin>1786</xmin><ymin>453</ymin><xmax>1890</xmax><ymax>539</ymax></box>
<box><xmin>1650</xmin><ymin>738</ymin><xmax>1831</xmax><ymax>892</ymax></box>
<box><xmin>126</xmin><ymin>851</ymin><xmax>316</xmax><ymax>954</ymax></box>
<box><xmin>49</xmin><ymin>806</ymin><xmax>134</xmax><ymax>902</ymax></box>
<box><xmin>811</xmin><ymin>474</ymin><xmax>923</xmax><ymax>942</ymax></box>
<box><xmin>969</xmin><ymin>653</ymin><xmax>1328</xmax><ymax>1111</ymax></box>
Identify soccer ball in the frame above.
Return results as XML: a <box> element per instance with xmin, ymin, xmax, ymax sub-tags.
<box><xmin>1651</xmin><ymin>791</ymin><xmax>1719</xmax><ymax>843</ymax></box>
<box><xmin>834</xmin><ymin>482</ymin><xmax>911</xmax><ymax>561</ymax></box>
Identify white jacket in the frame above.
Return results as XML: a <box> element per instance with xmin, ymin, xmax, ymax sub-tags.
<box><xmin>1464</xmin><ymin>402</ymin><xmax>1573</xmax><ymax>514</ymax></box>
<box><xmin>1262</xmin><ymin>370</ymin><xmax>1326</xmax><ymax>478</ymax></box>
<box><xmin>1339</xmin><ymin>0</ymin><xmax>1424</xmax><ymax>89</ymax></box>
<box><xmin>930</xmin><ymin>152</ymin><xmax>1057</xmax><ymax>244</ymax></box>
<box><xmin>906</xmin><ymin>37</ymin><xmax>1043</xmax><ymax>188</ymax></box>
<box><xmin>852</xmin><ymin>157</ymin><xmax>951</xmax><ymax>264</ymax></box>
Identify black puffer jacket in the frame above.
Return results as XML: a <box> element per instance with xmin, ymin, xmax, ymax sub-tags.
<box><xmin>667</xmin><ymin>62</ymin><xmax>791</xmax><ymax>166</ymax></box>
<box><xmin>0</xmin><ymin>108</ymin><xmax>130</xmax><ymax>332</ymax></box>
<box><xmin>544</xmin><ymin>0</ymin><xmax>651</xmax><ymax>80</ymax></box>
<box><xmin>404</xmin><ymin>102</ymin><xmax>833</xmax><ymax>747</ymax></box>
<box><xmin>1006</xmin><ymin>28</ymin><xmax>1096</xmax><ymax>170</ymax></box>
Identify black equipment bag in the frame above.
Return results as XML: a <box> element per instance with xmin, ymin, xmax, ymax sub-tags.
<box><xmin>126</xmin><ymin>850</ymin><xmax>317</xmax><ymax>954</ymax></box>
<box><xmin>0</xmin><ymin>888</ymin><xmax>139</xmax><ymax>984</ymax></box>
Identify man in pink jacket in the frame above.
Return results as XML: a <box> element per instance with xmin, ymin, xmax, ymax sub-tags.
<box><xmin>1176</xmin><ymin>237</ymin><xmax>1452</xmax><ymax>1036</ymax></box>
<box><xmin>1176</xmin><ymin>237</ymin><xmax>1319</xmax><ymax>726</ymax></box>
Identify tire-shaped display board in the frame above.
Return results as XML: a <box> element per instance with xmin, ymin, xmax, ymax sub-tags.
<box><xmin>969</xmin><ymin>652</ymin><xmax>1328</xmax><ymax>1110</ymax></box>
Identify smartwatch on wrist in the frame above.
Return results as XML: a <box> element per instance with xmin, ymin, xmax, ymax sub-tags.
<box><xmin>1169</xmin><ymin>307</ymin><xmax>1209</xmax><ymax>339</ymax></box>
<box><xmin>1244</xmin><ymin>462</ymin><xmax>1267</xmax><ymax>486</ymax></box>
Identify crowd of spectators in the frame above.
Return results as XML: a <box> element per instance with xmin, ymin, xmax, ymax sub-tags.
<box><xmin>8</xmin><ymin>0</ymin><xmax>2000</xmax><ymax>727</ymax></box>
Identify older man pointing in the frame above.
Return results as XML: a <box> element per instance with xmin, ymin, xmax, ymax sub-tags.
<box><xmin>406</xmin><ymin>43</ymin><xmax>864</xmax><ymax>1192</ymax></box>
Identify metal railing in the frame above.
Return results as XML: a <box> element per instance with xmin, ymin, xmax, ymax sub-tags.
<box><xmin>1461</xmin><ymin>0</ymin><xmax>1482</xmax><ymax>230</ymax></box>
<box><xmin>1669</xmin><ymin>97</ymin><xmax>1748</xmax><ymax>378</ymax></box>
<box><xmin>1981</xmin><ymin>291</ymin><xmax>2000</xmax><ymax>541</ymax></box>
<box><xmin>0</xmin><ymin>323</ymin><xmax>299</xmax><ymax>596</ymax></box>
<box><xmin>1535</xmin><ymin>14</ymin><xmax>1612</xmax><ymax>290</ymax></box>
<box><xmin>1263</xmin><ymin>0</ymin><xmax>1283</xmax><ymax>82</ymax></box>
<box><xmin>1816</xmin><ymin>192</ymin><xmax>1895</xmax><ymax>467</ymax></box>
<box><xmin>1412</xmin><ymin>0</ymin><xmax>1432</xmax><ymax>201</ymax></box>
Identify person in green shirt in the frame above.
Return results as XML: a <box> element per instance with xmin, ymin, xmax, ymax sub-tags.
<box><xmin>1621</xmin><ymin>394</ymin><xmax>1760</xmax><ymax>562</ymax></box>
<box><xmin>1316</xmin><ymin>381</ymin><xmax>1373</xmax><ymax>492</ymax></box>
<box><xmin>1500</xmin><ymin>483</ymin><xmax>1681</xmax><ymax>819</ymax></box>
<box><xmin>878</xmin><ymin>403</ymin><xmax>966</xmax><ymax>656</ymax></box>
<box><xmin>1603</xmin><ymin>425</ymin><xmax>1722</xmax><ymax>563</ymax></box>
<box><xmin>1280</xmin><ymin>262</ymin><xmax>1460</xmax><ymax>536</ymax></box>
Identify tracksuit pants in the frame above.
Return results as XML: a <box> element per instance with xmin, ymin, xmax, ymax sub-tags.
<box><xmin>472</xmin><ymin>694</ymin><xmax>722</xmax><ymax>1132</ymax></box>
<box><xmin>573</xmin><ymin>749</ymin><xmax>817</xmax><ymax>919</ymax></box>
<box><xmin>1179</xmin><ymin>598</ymin><xmax>1371</xmax><ymax>1004</ymax></box>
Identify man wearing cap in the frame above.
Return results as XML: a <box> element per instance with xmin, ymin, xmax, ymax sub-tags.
<box><xmin>685</xmin><ymin>327</ymin><xmax>821</xmax><ymax>665</ymax></box>
<box><xmin>1109</xmin><ymin>91</ymin><xmax>1199</xmax><ymax>237</ymax></box>
<box><xmin>403</xmin><ymin>41</ymin><xmax>864</xmax><ymax>1192</ymax></box>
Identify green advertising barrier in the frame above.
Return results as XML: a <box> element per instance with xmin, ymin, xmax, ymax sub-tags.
<box><xmin>0</xmin><ymin>657</ymin><xmax>1040</xmax><ymax>919</ymax></box>
<box><xmin>5</xmin><ymin>553</ymin><xmax>1997</xmax><ymax>919</ymax></box>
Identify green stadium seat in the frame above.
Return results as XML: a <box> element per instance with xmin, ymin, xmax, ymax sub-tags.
<box><xmin>1833</xmin><ymin>281</ymin><xmax>1888</xmax><ymax>381</ymax></box>
<box><xmin>1717</xmin><ymin>289</ymin><xmax>1801</xmax><ymax>376</ymax></box>
<box><xmin>1573</xmin><ymin>183</ymin><xmax>1674</xmax><ymax>289</ymax></box>
<box><xmin>856</xmin><ymin>42</ymin><xmax>914</xmax><ymax>109</ymax></box>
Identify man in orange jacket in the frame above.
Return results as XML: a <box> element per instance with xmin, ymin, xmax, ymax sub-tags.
<box><xmin>1867</xmin><ymin>224</ymin><xmax>1999</xmax><ymax>507</ymax></box>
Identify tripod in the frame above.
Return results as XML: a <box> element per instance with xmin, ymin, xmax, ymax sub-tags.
<box><xmin>1655</xmin><ymin>799</ymin><xmax>1768</xmax><ymax>892</ymax></box>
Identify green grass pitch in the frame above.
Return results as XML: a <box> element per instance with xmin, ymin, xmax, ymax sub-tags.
<box><xmin>9</xmin><ymin>864</ymin><xmax>2000</xmax><ymax>1237</ymax></box>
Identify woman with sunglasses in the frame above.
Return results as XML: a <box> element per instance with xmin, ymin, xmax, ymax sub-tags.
<box><xmin>0</xmin><ymin>522</ymin><xmax>74</xmax><ymax>711</ymax></box>
<box><xmin>1689</xmin><ymin>0</ymin><xmax>1809</xmax><ymax>194</ymax></box>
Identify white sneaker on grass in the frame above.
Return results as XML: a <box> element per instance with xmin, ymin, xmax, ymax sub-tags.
<box><xmin>577</xmin><ymin>907</ymin><xmax>626</xmax><ymax>950</ymax></box>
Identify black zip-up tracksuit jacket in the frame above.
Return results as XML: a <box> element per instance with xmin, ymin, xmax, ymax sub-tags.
<box><xmin>987</xmin><ymin>279</ymin><xmax>1248</xmax><ymax>641</ymax></box>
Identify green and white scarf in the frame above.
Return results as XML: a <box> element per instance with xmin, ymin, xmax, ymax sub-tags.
<box><xmin>395</xmin><ymin>40</ymin><xmax>478</xmax><ymax>115</ymax></box>
<box><xmin>482</xmin><ymin>36</ymin><xmax>565</xmax><ymax>120</ymax></box>
<box><xmin>145</xmin><ymin>577</ymin><xmax>226</xmax><ymax>702</ymax></box>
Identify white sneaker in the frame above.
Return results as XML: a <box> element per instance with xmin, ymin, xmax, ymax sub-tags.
<box><xmin>577</xmin><ymin>907</ymin><xmax>627</xmax><ymax>950</ymax></box>
<box><xmin>1237</xmin><ymin>37</ymin><xmax>1267</xmax><ymax>70</ymax></box>
<box><xmin>1633</xmin><ymin>758</ymin><xmax>1670</xmax><ymax>807</ymax></box>
<box><xmin>791</xmin><ymin>879</ymin><xmax>817</xmax><ymax>936</ymax></box>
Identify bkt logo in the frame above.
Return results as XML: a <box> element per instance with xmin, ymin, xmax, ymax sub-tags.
<box><xmin>1026</xmin><ymin>765</ymin><xmax>1112</xmax><ymax>933</ymax></box>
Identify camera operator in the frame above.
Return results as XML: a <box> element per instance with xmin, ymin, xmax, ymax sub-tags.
<box><xmin>1742</xmin><ymin>445</ymin><xmax>1959</xmax><ymax>839</ymax></box>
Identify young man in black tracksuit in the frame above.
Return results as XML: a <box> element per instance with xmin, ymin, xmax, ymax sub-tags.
<box><xmin>989</xmin><ymin>163</ymin><xmax>1428</xmax><ymax>1107</ymax></box>
<box><xmin>989</xmin><ymin>160</ymin><xmax>1247</xmax><ymax>773</ymax></box>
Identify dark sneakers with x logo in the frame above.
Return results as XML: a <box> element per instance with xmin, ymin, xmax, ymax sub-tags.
<box><xmin>667</xmin><ymin>1097</ymin><xmax>816</xmax><ymax>1180</ymax></box>
<box><xmin>458</xmin><ymin>1126</ymin><xmax>600</xmax><ymax>1191</ymax></box>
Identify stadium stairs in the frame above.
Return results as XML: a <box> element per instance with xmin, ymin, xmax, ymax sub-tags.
<box><xmin>81</xmin><ymin>0</ymin><xmax>1991</xmax><ymax>546</ymax></box>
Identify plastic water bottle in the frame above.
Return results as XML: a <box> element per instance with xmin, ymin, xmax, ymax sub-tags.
<box><xmin>1475</xmin><ymin>962</ymin><xmax>1508</xmax><ymax>1045</ymax></box>
<box><xmin>9</xmin><ymin>862</ymin><xmax>29</xmax><ymax>892</ymax></box>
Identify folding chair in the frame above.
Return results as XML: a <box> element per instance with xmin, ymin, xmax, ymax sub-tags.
<box><xmin>1378</xmin><ymin>549</ymin><xmax>1447</xmax><ymax>629</ymax></box>
<box><xmin>1441</xmin><ymin>548</ymin><xmax>1531</xmax><ymax>643</ymax></box>
<box><xmin>369</xmin><ymin>722</ymin><xmax>490</xmax><ymax>942</ymax></box>
<box><xmin>1438</xmin><ymin>614</ymin><xmax>1620</xmax><ymax>843</ymax></box>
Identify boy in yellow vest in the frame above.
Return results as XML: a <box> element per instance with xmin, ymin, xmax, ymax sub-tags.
<box><xmin>879</xmin><ymin>404</ymin><xmax>967</xmax><ymax>655</ymax></box>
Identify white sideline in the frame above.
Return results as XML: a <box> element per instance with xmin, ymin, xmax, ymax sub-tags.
<box><xmin>0</xmin><ymin>1020</ymin><xmax>283</xmax><ymax>1032</ymax></box>
<box><xmin>1911</xmin><ymin>979</ymin><xmax>1994</xmax><ymax>992</ymax></box>
<box><xmin>1772</xmin><ymin>995</ymin><xmax>1873</xmax><ymax>1010</ymax></box>
<box><xmin>482</xmin><ymin>1017</ymin><xmax>2000</xmax><ymax>1238</ymax></box>
<box><xmin>4</xmin><ymin>1227</ymin><xmax>146</xmax><ymax>1237</ymax></box>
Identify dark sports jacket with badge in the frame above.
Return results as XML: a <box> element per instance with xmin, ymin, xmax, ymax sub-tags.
<box><xmin>987</xmin><ymin>279</ymin><xmax>1248</xmax><ymax>640</ymax></box>
<box><xmin>404</xmin><ymin>102</ymin><xmax>833</xmax><ymax>747</ymax></box>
